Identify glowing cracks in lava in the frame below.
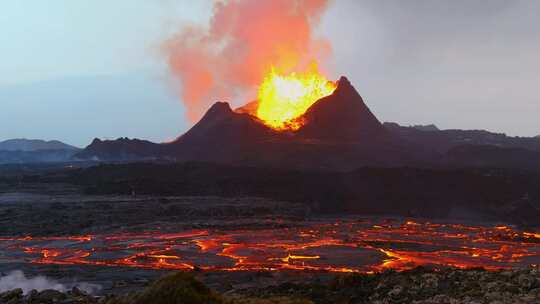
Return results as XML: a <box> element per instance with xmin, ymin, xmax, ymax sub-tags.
<box><xmin>1</xmin><ymin>220</ymin><xmax>539</xmax><ymax>273</ymax></box>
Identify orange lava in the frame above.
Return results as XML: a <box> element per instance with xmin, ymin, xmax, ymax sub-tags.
<box><xmin>255</xmin><ymin>65</ymin><xmax>336</xmax><ymax>130</ymax></box>
<box><xmin>1</xmin><ymin>220</ymin><xmax>539</xmax><ymax>273</ymax></box>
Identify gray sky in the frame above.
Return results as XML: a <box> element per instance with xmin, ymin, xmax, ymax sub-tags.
<box><xmin>1</xmin><ymin>0</ymin><xmax>539</xmax><ymax>147</ymax></box>
<box><xmin>322</xmin><ymin>0</ymin><xmax>540</xmax><ymax>138</ymax></box>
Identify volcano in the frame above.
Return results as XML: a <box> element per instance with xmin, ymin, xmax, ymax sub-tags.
<box><xmin>161</xmin><ymin>76</ymin><xmax>427</xmax><ymax>169</ymax></box>
<box><xmin>297</xmin><ymin>77</ymin><xmax>386</xmax><ymax>141</ymax></box>
<box><xmin>76</xmin><ymin>76</ymin><xmax>432</xmax><ymax>169</ymax></box>
<box><xmin>172</xmin><ymin>77</ymin><xmax>386</xmax><ymax>144</ymax></box>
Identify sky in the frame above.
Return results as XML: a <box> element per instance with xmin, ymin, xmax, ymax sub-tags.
<box><xmin>1</xmin><ymin>0</ymin><xmax>539</xmax><ymax>147</ymax></box>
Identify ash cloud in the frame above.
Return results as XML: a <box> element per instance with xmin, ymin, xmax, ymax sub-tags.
<box><xmin>165</xmin><ymin>0</ymin><xmax>332</xmax><ymax>121</ymax></box>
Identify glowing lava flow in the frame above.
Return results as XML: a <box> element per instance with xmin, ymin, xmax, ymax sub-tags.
<box><xmin>1</xmin><ymin>220</ymin><xmax>539</xmax><ymax>273</ymax></box>
<box><xmin>256</xmin><ymin>65</ymin><xmax>336</xmax><ymax>130</ymax></box>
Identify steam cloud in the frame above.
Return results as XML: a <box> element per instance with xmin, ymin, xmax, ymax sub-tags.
<box><xmin>165</xmin><ymin>0</ymin><xmax>332</xmax><ymax>121</ymax></box>
<box><xmin>0</xmin><ymin>270</ymin><xmax>101</xmax><ymax>295</ymax></box>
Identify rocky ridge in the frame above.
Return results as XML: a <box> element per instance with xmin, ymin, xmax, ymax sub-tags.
<box><xmin>2</xmin><ymin>267</ymin><xmax>540</xmax><ymax>304</ymax></box>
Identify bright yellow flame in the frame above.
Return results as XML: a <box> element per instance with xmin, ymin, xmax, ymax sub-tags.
<box><xmin>256</xmin><ymin>65</ymin><xmax>336</xmax><ymax>130</ymax></box>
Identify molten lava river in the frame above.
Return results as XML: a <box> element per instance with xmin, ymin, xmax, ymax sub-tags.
<box><xmin>1</xmin><ymin>219</ymin><xmax>539</xmax><ymax>273</ymax></box>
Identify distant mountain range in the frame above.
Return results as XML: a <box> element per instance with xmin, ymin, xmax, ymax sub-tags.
<box><xmin>0</xmin><ymin>139</ymin><xmax>79</xmax><ymax>152</ymax></box>
<box><xmin>0</xmin><ymin>139</ymin><xmax>79</xmax><ymax>164</ymax></box>
<box><xmin>411</xmin><ymin>124</ymin><xmax>439</xmax><ymax>132</ymax></box>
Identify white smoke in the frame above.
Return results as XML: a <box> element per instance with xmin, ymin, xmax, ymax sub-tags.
<box><xmin>0</xmin><ymin>270</ymin><xmax>101</xmax><ymax>295</ymax></box>
<box><xmin>72</xmin><ymin>282</ymin><xmax>102</xmax><ymax>295</ymax></box>
<box><xmin>0</xmin><ymin>270</ymin><xmax>65</xmax><ymax>294</ymax></box>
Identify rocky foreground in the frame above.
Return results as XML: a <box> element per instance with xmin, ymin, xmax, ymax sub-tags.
<box><xmin>2</xmin><ymin>267</ymin><xmax>540</xmax><ymax>304</ymax></box>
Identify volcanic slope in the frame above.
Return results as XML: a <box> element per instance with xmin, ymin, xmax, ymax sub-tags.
<box><xmin>159</xmin><ymin>76</ymin><xmax>428</xmax><ymax>169</ymax></box>
<box><xmin>75</xmin><ymin>76</ymin><xmax>453</xmax><ymax>168</ymax></box>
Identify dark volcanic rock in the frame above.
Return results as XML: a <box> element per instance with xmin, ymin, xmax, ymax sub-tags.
<box><xmin>298</xmin><ymin>76</ymin><xmax>387</xmax><ymax>142</ymax></box>
<box><xmin>447</xmin><ymin>144</ymin><xmax>540</xmax><ymax>170</ymax></box>
<box><xmin>0</xmin><ymin>288</ymin><xmax>22</xmax><ymax>302</ymax></box>
<box><xmin>35</xmin><ymin>289</ymin><xmax>67</xmax><ymax>303</ymax></box>
<box><xmin>383</xmin><ymin>122</ymin><xmax>540</xmax><ymax>154</ymax></box>
<box><xmin>74</xmin><ymin>138</ymin><xmax>162</xmax><ymax>161</ymax></box>
<box><xmin>70</xmin><ymin>162</ymin><xmax>540</xmax><ymax>225</ymax></box>
<box><xmin>231</xmin><ymin>267</ymin><xmax>540</xmax><ymax>304</ymax></box>
<box><xmin>0</xmin><ymin>288</ymin><xmax>98</xmax><ymax>304</ymax></box>
<box><xmin>165</xmin><ymin>102</ymin><xmax>276</xmax><ymax>162</ymax></box>
<box><xmin>1</xmin><ymin>268</ymin><xmax>540</xmax><ymax>303</ymax></box>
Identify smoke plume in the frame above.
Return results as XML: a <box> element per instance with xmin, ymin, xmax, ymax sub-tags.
<box><xmin>165</xmin><ymin>0</ymin><xmax>332</xmax><ymax>121</ymax></box>
<box><xmin>0</xmin><ymin>270</ymin><xmax>101</xmax><ymax>295</ymax></box>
